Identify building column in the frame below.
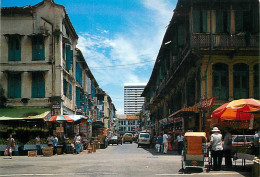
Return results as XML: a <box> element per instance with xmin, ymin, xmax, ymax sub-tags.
<box><xmin>22</xmin><ymin>72</ymin><xmax>31</xmax><ymax>98</ymax></box>
<box><xmin>249</xmin><ymin>65</ymin><xmax>254</xmax><ymax>98</ymax></box>
<box><xmin>228</xmin><ymin>64</ymin><xmax>234</xmax><ymax>101</ymax></box>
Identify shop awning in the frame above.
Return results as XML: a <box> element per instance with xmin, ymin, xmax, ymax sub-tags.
<box><xmin>0</xmin><ymin>108</ymin><xmax>50</xmax><ymax>121</ymax></box>
<box><xmin>169</xmin><ymin>106</ymin><xmax>200</xmax><ymax>118</ymax></box>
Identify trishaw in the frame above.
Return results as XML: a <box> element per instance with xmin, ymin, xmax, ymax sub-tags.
<box><xmin>181</xmin><ymin>132</ymin><xmax>211</xmax><ymax>172</ymax></box>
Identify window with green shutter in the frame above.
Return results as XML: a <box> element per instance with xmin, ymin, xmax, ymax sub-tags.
<box><xmin>235</xmin><ymin>11</ymin><xmax>244</xmax><ymax>33</ymax></box>
<box><xmin>212</xmin><ymin>63</ymin><xmax>229</xmax><ymax>100</ymax></box>
<box><xmin>8</xmin><ymin>36</ymin><xmax>21</xmax><ymax>61</ymax></box>
<box><xmin>32</xmin><ymin>72</ymin><xmax>45</xmax><ymax>98</ymax></box>
<box><xmin>63</xmin><ymin>79</ymin><xmax>68</xmax><ymax>96</ymax></box>
<box><xmin>76</xmin><ymin>62</ymin><xmax>83</xmax><ymax>85</ymax></box>
<box><xmin>216</xmin><ymin>10</ymin><xmax>230</xmax><ymax>33</ymax></box>
<box><xmin>69</xmin><ymin>83</ymin><xmax>72</xmax><ymax>100</ymax></box>
<box><xmin>233</xmin><ymin>64</ymin><xmax>249</xmax><ymax>99</ymax></box>
<box><xmin>66</xmin><ymin>46</ymin><xmax>73</xmax><ymax>71</ymax></box>
<box><xmin>32</xmin><ymin>36</ymin><xmax>45</xmax><ymax>61</ymax></box>
<box><xmin>76</xmin><ymin>87</ymin><xmax>81</xmax><ymax>107</ymax></box>
<box><xmin>178</xmin><ymin>25</ymin><xmax>185</xmax><ymax>45</ymax></box>
<box><xmin>8</xmin><ymin>73</ymin><xmax>21</xmax><ymax>98</ymax></box>
<box><xmin>193</xmin><ymin>10</ymin><xmax>207</xmax><ymax>33</ymax></box>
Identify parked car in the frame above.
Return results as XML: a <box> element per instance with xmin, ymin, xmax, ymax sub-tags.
<box><xmin>137</xmin><ymin>132</ymin><xmax>150</xmax><ymax>147</ymax></box>
<box><xmin>108</xmin><ymin>136</ymin><xmax>120</xmax><ymax>145</ymax></box>
<box><xmin>232</xmin><ymin>135</ymin><xmax>254</xmax><ymax>146</ymax></box>
<box><xmin>232</xmin><ymin>135</ymin><xmax>254</xmax><ymax>154</ymax></box>
<box><xmin>123</xmin><ymin>133</ymin><xmax>133</xmax><ymax>143</ymax></box>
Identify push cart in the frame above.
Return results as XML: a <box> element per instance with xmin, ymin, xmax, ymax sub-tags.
<box><xmin>181</xmin><ymin>132</ymin><xmax>212</xmax><ymax>173</ymax></box>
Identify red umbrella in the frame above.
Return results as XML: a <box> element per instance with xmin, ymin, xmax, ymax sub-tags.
<box><xmin>45</xmin><ymin>115</ymin><xmax>74</xmax><ymax>122</ymax></box>
<box><xmin>212</xmin><ymin>99</ymin><xmax>260</xmax><ymax>121</ymax></box>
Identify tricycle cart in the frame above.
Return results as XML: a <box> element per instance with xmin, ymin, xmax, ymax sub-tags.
<box><xmin>181</xmin><ymin>132</ymin><xmax>212</xmax><ymax>173</ymax></box>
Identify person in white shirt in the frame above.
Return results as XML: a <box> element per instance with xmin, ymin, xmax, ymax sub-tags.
<box><xmin>162</xmin><ymin>132</ymin><xmax>169</xmax><ymax>154</ymax></box>
<box><xmin>177</xmin><ymin>133</ymin><xmax>184</xmax><ymax>155</ymax></box>
<box><xmin>210</xmin><ymin>127</ymin><xmax>223</xmax><ymax>171</ymax></box>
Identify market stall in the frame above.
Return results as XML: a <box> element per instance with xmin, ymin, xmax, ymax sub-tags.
<box><xmin>0</xmin><ymin>110</ymin><xmax>51</xmax><ymax>156</ymax></box>
<box><xmin>211</xmin><ymin>99</ymin><xmax>260</xmax><ymax>169</ymax></box>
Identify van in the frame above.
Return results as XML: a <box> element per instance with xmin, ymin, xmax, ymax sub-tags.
<box><xmin>123</xmin><ymin>133</ymin><xmax>133</xmax><ymax>143</ymax></box>
<box><xmin>137</xmin><ymin>132</ymin><xmax>150</xmax><ymax>147</ymax></box>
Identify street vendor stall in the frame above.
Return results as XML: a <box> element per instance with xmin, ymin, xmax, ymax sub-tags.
<box><xmin>0</xmin><ymin>108</ymin><xmax>51</xmax><ymax>156</ymax></box>
<box><xmin>211</xmin><ymin>98</ymin><xmax>260</xmax><ymax>169</ymax></box>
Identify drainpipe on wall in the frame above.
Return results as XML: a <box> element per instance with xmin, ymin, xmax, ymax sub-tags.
<box><xmin>203</xmin><ymin>1</ymin><xmax>214</xmax><ymax>131</ymax></box>
<box><xmin>41</xmin><ymin>17</ymin><xmax>54</xmax><ymax>97</ymax></box>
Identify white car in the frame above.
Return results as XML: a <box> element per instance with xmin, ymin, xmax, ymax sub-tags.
<box><xmin>137</xmin><ymin>133</ymin><xmax>150</xmax><ymax>147</ymax></box>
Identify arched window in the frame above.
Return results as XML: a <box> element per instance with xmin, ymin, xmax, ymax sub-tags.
<box><xmin>254</xmin><ymin>64</ymin><xmax>260</xmax><ymax>99</ymax></box>
<box><xmin>233</xmin><ymin>63</ymin><xmax>249</xmax><ymax>99</ymax></box>
<box><xmin>212</xmin><ymin>63</ymin><xmax>229</xmax><ymax>100</ymax></box>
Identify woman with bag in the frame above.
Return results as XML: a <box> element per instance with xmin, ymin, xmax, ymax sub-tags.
<box><xmin>6</xmin><ymin>134</ymin><xmax>15</xmax><ymax>159</ymax></box>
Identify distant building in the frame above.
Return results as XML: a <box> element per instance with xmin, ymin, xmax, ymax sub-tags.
<box><xmin>124</xmin><ymin>83</ymin><xmax>146</xmax><ymax>114</ymax></box>
<box><xmin>116</xmin><ymin>114</ymin><xmax>140</xmax><ymax>134</ymax></box>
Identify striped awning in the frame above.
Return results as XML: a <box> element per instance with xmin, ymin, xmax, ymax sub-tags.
<box><xmin>169</xmin><ymin>106</ymin><xmax>200</xmax><ymax>118</ymax></box>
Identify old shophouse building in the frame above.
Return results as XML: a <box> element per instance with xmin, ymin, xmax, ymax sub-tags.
<box><xmin>142</xmin><ymin>0</ymin><xmax>259</xmax><ymax>135</ymax></box>
<box><xmin>0</xmin><ymin>0</ymin><xmax>116</xmax><ymax>127</ymax></box>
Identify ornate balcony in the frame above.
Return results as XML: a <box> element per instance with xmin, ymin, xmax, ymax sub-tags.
<box><xmin>191</xmin><ymin>33</ymin><xmax>259</xmax><ymax>48</ymax></box>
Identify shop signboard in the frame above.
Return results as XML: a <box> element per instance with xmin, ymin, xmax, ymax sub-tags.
<box><xmin>93</xmin><ymin>97</ymin><xmax>97</xmax><ymax>105</ymax></box>
<box><xmin>80</xmin><ymin>124</ymin><xmax>88</xmax><ymax>137</ymax></box>
<box><xmin>201</xmin><ymin>97</ymin><xmax>216</xmax><ymax>110</ymax></box>
<box><xmin>56</xmin><ymin>127</ymin><xmax>64</xmax><ymax>133</ymax></box>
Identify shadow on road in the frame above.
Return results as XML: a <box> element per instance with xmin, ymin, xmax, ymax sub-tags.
<box><xmin>138</xmin><ymin>145</ymin><xmax>180</xmax><ymax>156</ymax></box>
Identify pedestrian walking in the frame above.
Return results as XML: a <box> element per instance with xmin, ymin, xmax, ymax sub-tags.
<box><xmin>5</xmin><ymin>134</ymin><xmax>15</xmax><ymax>159</ymax></box>
<box><xmin>156</xmin><ymin>133</ymin><xmax>163</xmax><ymax>153</ymax></box>
<box><xmin>177</xmin><ymin>133</ymin><xmax>184</xmax><ymax>155</ymax></box>
<box><xmin>163</xmin><ymin>131</ymin><xmax>169</xmax><ymax>154</ymax></box>
<box><xmin>75</xmin><ymin>134</ymin><xmax>81</xmax><ymax>154</ymax></box>
<box><xmin>53</xmin><ymin>135</ymin><xmax>58</xmax><ymax>155</ymax></box>
<box><xmin>253</xmin><ymin>129</ymin><xmax>260</xmax><ymax>157</ymax></box>
<box><xmin>61</xmin><ymin>134</ymin><xmax>68</xmax><ymax>154</ymax></box>
<box><xmin>210</xmin><ymin>127</ymin><xmax>223</xmax><ymax>171</ymax></box>
<box><xmin>35</xmin><ymin>135</ymin><xmax>41</xmax><ymax>155</ymax></box>
<box><xmin>223</xmin><ymin>129</ymin><xmax>232</xmax><ymax>169</ymax></box>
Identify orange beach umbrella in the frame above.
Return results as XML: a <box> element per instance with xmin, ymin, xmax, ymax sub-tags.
<box><xmin>211</xmin><ymin>99</ymin><xmax>260</xmax><ymax>121</ymax></box>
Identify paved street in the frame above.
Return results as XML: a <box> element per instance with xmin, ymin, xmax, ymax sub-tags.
<box><xmin>0</xmin><ymin>143</ymin><xmax>252</xmax><ymax>177</ymax></box>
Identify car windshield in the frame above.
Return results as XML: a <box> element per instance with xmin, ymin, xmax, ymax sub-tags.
<box><xmin>125</xmin><ymin>134</ymin><xmax>132</xmax><ymax>137</ymax></box>
<box><xmin>111</xmin><ymin>136</ymin><xmax>117</xmax><ymax>139</ymax></box>
<box><xmin>140</xmin><ymin>134</ymin><xmax>149</xmax><ymax>138</ymax></box>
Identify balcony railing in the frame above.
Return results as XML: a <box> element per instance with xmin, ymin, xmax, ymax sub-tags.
<box><xmin>191</xmin><ymin>34</ymin><xmax>259</xmax><ymax>48</ymax></box>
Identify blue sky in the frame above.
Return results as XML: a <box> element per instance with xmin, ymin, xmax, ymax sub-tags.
<box><xmin>2</xmin><ymin>0</ymin><xmax>176</xmax><ymax>114</ymax></box>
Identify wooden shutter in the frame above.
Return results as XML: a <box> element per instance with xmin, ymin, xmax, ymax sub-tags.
<box><xmin>8</xmin><ymin>74</ymin><xmax>21</xmax><ymax>98</ymax></box>
<box><xmin>38</xmin><ymin>37</ymin><xmax>45</xmax><ymax>60</ymax></box>
<box><xmin>202</xmin><ymin>10</ymin><xmax>207</xmax><ymax>33</ymax></box>
<box><xmin>32</xmin><ymin>38</ymin><xmax>38</xmax><ymax>61</ymax></box>
<box><xmin>8</xmin><ymin>37</ymin><xmax>15</xmax><ymax>61</ymax></box>
<box><xmin>235</xmin><ymin>11</ymin><xmax>243</xmax><ymax>33</ymax></box>
<box><xmin>66</xmin><ymin>46</ymin><xmax>71</xmax><ymax>71</ymax></box>
<box><xmin>178</xmin><ymin>25</ymin><xmax>185</xmax><ymax>45</ymax></box>
<box><xmin>32</xmin><ymin>72</ymin><xmax>45</xmax><ymax>98</ymax></box>
<box><xmin>69</xmin><ymin>84</ymin><xmax>72</xmax><ymax>99</ymax></box>
<box><xmin>193</xmin><ymin>10</ymin><xmax>200</xmax><ymax>33</ymax></box>
<box><xmin>63</xmin><ymin>79</ymin><xmax>67</xmax><ymax>96</ymax></box>
<box><xmin>227</xmin><ymin>10</ymin><xmax>231</xmax><ymax>33</ymax></box>
<box><xmin>216</xmin><ymin>11</ymin><xmax>224</xmax><ymax>33</ymax></box>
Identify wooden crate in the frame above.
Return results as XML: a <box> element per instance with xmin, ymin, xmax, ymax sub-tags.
<box><xmin>28</xmin><ymin>151</ymin><xmax>37</xmax><ymax>157</ymax></box>
<box><xmin>42</xmin><ymin>147</ymin><xmax>53</xmax><ymax>157</ymax></box>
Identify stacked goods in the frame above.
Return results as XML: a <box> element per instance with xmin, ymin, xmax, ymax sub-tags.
<box><xmin>26</xmin><ymin>138</ymin><xmax>47</xmax><ymax>145</ymax></box>
<box><xmin>42</xmin><ymin>147</ymin><xmax>53</xmax><ymax>157</ymax></box>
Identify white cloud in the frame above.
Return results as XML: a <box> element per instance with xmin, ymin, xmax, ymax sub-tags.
<box><xmin>77</xmin><ymin>0</ymin><xmax>173</xmax><ymax>111</ymax></box>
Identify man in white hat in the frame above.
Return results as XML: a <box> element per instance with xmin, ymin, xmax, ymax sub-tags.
<box><xmin>210</xmin><ymin>127</ymin><xmax>223</xmax><ymax>171</ymax></box>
